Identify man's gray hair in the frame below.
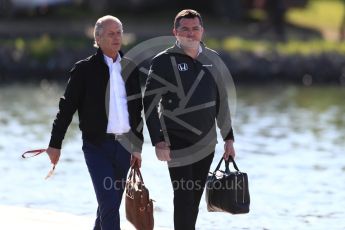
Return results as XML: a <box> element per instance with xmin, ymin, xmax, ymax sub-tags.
<box><xmin>93</xmin><ymin>15</ymin><xmax>123</xmax><ymax>48</ymax></box>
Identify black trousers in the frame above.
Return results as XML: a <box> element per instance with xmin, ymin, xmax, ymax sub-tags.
<box><xmin>168</xmin><ymin>152</ymin><xmax>214</xmax><ymax>230</ymax></box>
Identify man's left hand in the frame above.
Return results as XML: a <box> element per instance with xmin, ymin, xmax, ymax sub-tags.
<box><xmin>223</xmin><ymin>140</ymin><xmax>235</xmax><ymax>160</ymax></box>
<box><xmin>131</xmin><ymin>152</ymin><xmax>142</xmax><ymax>168</ymax></box>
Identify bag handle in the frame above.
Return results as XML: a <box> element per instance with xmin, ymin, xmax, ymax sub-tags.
<box><xmin>134</xmin><ymin>167</ymin><xmax>145</xmax><ymax>184</ymax></box>
<box><xmin>213</xmin><ymin>155</ymin><xmax>240</xmax><ymax>174</ymax></box>
<box><xmin>128</xmin><ymin>165</ymin><xmax>145</xmax><ymax>184</ymax></box>
<box><xmin>228</xmin><ymin>156</ymin><xmax>240</xmax><ymax>171</ymax></box>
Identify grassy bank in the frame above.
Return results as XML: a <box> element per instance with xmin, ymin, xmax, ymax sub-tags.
<box><xmin>206</xmin><ymin>37</ymin><xmax>345</xmax><ymax>55</ymax></box>
<box><xmin>287</xmin><ymin>0</ymin><xmax>344</xmax><ymax>39</ymax></box>
<box><xmin>248</xmin><ymin>0</ymin><xmax>344</xmax><ymax>41</ymax></box>
<box><xmin>2</xmin><ymin>35</ymin><xmax>345</xmax><ymax>62</ymax></box>
<box><xmin>1</xmin><ymin>35</ymin><xmax>91</xmax><ymax>61</ymax></box>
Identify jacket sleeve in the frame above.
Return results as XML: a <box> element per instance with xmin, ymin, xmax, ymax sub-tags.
<box><xmin>143</xmin><ymin>57</ymin><xmax>167</xmax><ymax>146</ymax></box>
<box><xmin>127</xmin><ymin>64</ymin><xmax>144</xmax><ymax>153</ymax></box>
<box><xmin>49</xmin><ymin>64</ymin><xmax>84</xmax><ymax>149</ymax></box>
<box><xmin>215</xmin><ymin>55</ymin><xmax>235</xmax><ymax>141</ymax></box>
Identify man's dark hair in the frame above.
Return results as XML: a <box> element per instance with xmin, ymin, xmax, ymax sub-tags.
<box><xmin>174</xmin><ymin>9</ymin><xmax>203</xmax><ymax>29</ymax></box>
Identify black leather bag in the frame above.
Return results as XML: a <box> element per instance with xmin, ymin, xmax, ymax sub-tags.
<box><xmin>205</xmin><ymin>156</ymin><xmax>250</xmax><ymax>214</ymax></box>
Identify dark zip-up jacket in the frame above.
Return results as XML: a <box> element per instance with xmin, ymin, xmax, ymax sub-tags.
<box><xmin>143</xmin><ymin>43</ymin><xmax>234</xmax><ymax>150</ymax></box>
<box><xmin>49</xmin><ymin>48</ymin><xmax>143</xmax><ymax>152</ymax></box>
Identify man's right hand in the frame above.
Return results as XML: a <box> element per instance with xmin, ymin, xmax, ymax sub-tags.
<box><xmin>155</xmin><ymin>141</ymin><xmax>171</xmax><ymax>161</ymax></box>
<box><xmin>46</xmin><ymin>147</ymin><xmax>61</xmax><ymax>165</ymax></box>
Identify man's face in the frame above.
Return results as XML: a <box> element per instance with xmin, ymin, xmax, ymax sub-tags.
<box><xmin>173</xmin><ymin>17</ymin><xmax>204</xmax><ymax>49</ymax></box>
<box><xmin>97</xmin><ymin>20</ymin><xmax>122</xmax><ymax>57</ymax></box>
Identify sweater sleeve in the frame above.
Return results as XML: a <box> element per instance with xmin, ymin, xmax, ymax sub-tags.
<box><xmin>214</xmin><ymin>54</ymin><xmax>235</xmax><ymax>142</ymax></box>
<box><xmin>143</xmin><ymin>57</ymin><xmax>167</xmax><ymax>146</ymax></box>
<box><xmin>127</xmin><ymin>63</ymin><xmax>144</xmax><ymax>153</ymax></box>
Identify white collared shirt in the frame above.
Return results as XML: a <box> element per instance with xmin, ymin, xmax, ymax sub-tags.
<box><xmin>104</xmin><ymin>54</ymin><xmax>130</xmax><ymax>134</ymax></box>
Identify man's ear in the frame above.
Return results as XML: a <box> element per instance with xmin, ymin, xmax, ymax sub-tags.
<box><xmin>201</xmin><ymin>27</ymin><xmax>205</xmax><ymax>39</ymax></box>
<box><xmin>95</xmin><ymin>35</ymin><xmax>101</xmax><ymax>46</ymax></box>
<box><xmin>173</xmin><ymin>28</ymin><xmax>177</xmax><ymax>36</ymax></box>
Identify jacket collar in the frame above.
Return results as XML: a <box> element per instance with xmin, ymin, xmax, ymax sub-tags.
<box><xmin>169</xmin><ymin>41</ymin><xmax>205</xmax><ymax>57</ymax></box>
<box><xmin>96</xmin><ymin>48</ymin><xmax>124</xmax><ymax>64</ymax></box>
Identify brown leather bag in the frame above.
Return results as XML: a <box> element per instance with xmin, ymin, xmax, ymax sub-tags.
<box><xmin>125</xmin><ymin>165</ymin><xmax>154</xmax><ymax>230</ymax></box>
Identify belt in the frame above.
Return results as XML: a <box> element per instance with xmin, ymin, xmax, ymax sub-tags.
<box><xmin>106</xmin><ymin>133</ymin><xmax>125</xmax><ymax>141</ymax></box>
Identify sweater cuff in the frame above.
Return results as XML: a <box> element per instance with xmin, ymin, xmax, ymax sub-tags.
<box><xmin>152</xmin><ymin>134</ymin><xmax>165</xmax><ymax>146</ymax></box>
<box><xmin>223</xmin><ymin>128</ymin><xmax>235</xmax><ymax>142</ymax></box>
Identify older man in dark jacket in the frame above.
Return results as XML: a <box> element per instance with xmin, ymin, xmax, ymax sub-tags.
<box><xmin>46</xmin><ymin>15</ymin><xmax>143</xmax><ymax>230</ymax></box>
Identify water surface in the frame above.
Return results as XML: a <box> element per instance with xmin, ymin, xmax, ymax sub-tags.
<box><xmin>0</xmin><ymin>83</ymin><xmax>344</xmax><ymax>229</ymax></box>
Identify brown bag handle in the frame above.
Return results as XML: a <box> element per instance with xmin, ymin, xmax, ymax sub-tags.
<box><xmin>128</xmin><ymin>165</ymin><xmax>145</xmax><ymax>184</ymax></box>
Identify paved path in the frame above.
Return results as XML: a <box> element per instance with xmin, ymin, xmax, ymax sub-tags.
<box><xmin>0</xmin><ymin>205</ymin><xmax>171</xmax><ymax>230</ymax></box>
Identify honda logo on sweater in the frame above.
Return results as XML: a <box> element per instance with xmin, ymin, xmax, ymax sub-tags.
<box><xmin>177</xmin><ymin>63</ymin><xmax>188</xmax><ymax>71</ymax></box>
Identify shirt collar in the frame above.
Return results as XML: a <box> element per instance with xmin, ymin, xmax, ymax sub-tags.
<box><xmin>103</xmin><ymin>53</ymin><xmax>121</xmax><ymax>66</ymax></box>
